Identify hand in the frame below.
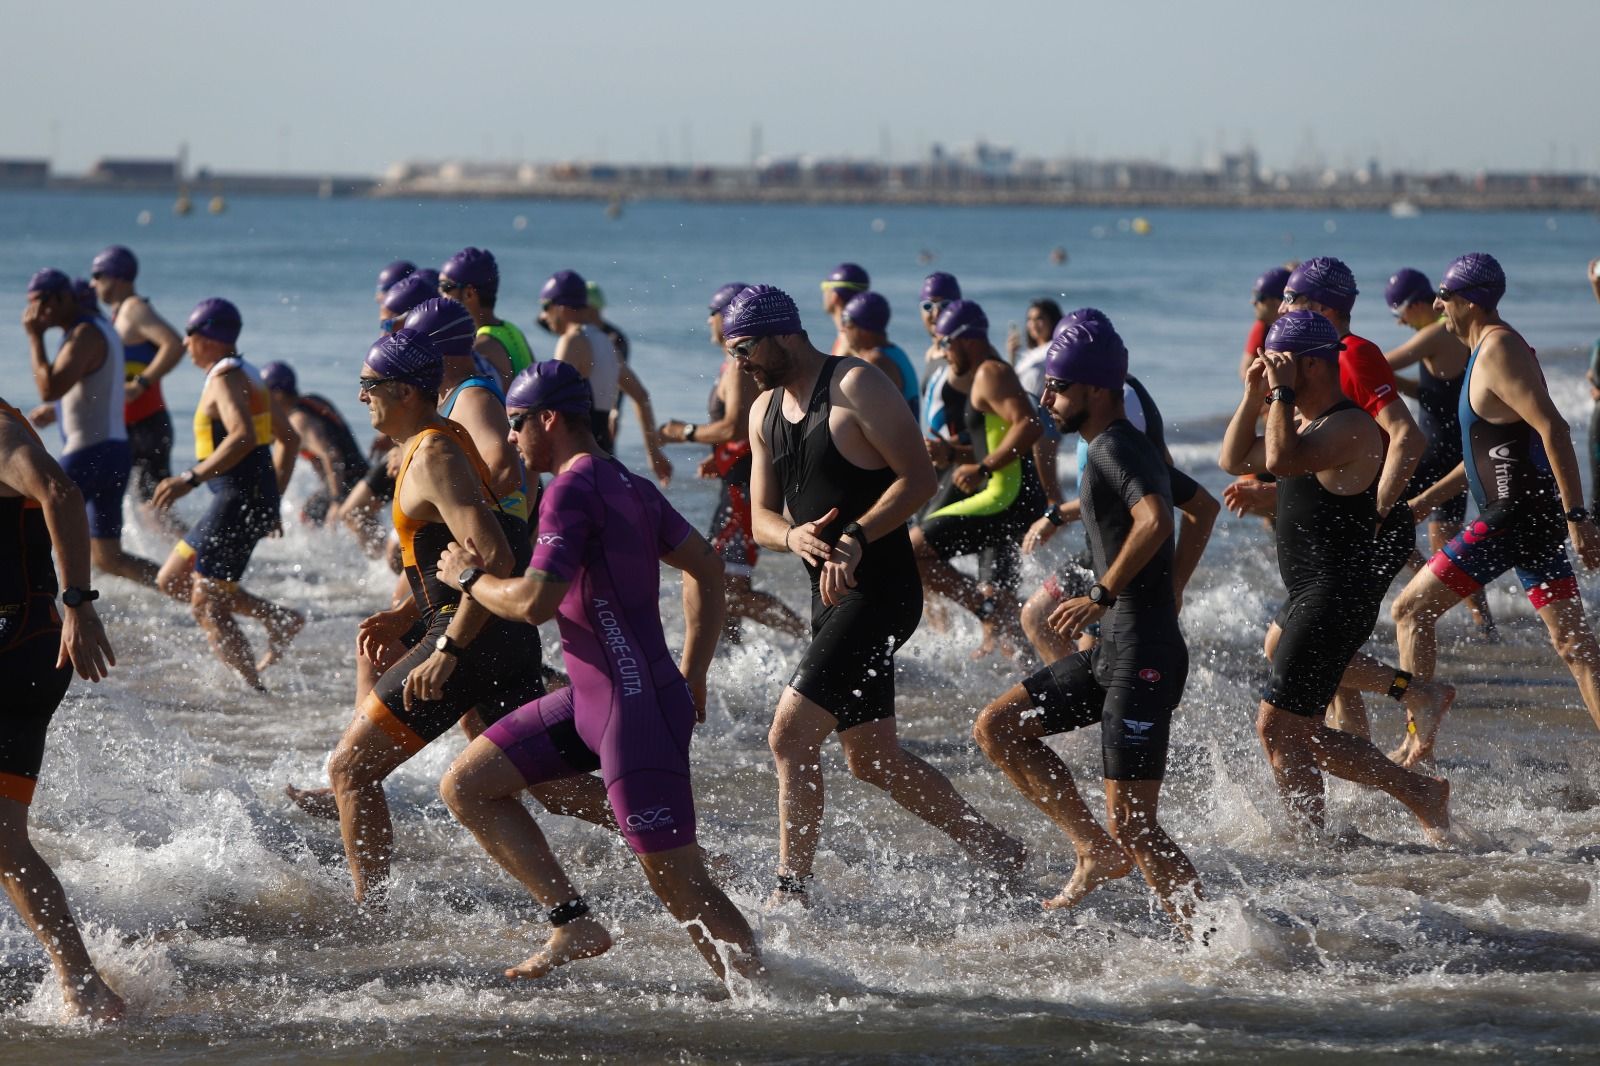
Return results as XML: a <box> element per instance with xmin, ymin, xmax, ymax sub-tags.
<box><xmin>651</xmin><ymin>449</ymin><xmax>673</xmax><ymax>488</ymax></box>
<box><xmin>124</xmin><ymin>377</ymin><xmax>149</xmax><ymax>401</ymax></box>
<box><xmin>1409</xmin><ymin>497</ymin><xmax>1431</xmax><ymax>524</ymax></box>
<box><xmin>21</xmin><ymin>302</ymin><xmax>47</xmax><ymax>336</ymax></box>
<box><xmin>683</xmin><ymin>668</ymin><xmax>708</xmax><ymax>725</ymax></box>
<box><xmin>403</xmin><ymin>650</ymin><xmax>457</xmax><ymax>710</ymax></box>
<box><xmin>1023</xmin><ymin>514</ymin><xmax>1059</xmax><ymax>554</ymax></box>
<box><xmin>952</xmin><ymin>462</ymin><xmax>988</xmax><ymax>494</ymax></box>
<box><xmin>820</xmin><ymin>528</ymin><xmax>863</xmax><ymax>607</ymax></box>
<box><xmin>357</xmin><ymin>606</ymin><xmax>415</xmax><ymax>661</ymax></box>
<box><xmin>924</xmin><ymin>437</ymin><xmax>951</xmax><ymax>468</ymax></box>
<box><xmin>1047</xmin><ymin>596</ymin><xmax>1106</xmax><ymax>640</ymax></box>
<box><xmin>786</xmin><ymin>506</ymin><xmax>839</xmax><ymax>567</ymax></box>
<box><xmin>1223</xmin><ymin>477</ymin><xmax>1277</xmax><ymax>518</ymax></box>
<box><xmin>1572</xmin><ymin>517</ymin><xmax>1600</xmax><ymax>570</ymax></box>
<box><xmin>151</xmin><ymin>475</ymin><xmax>193</xmax><ymax>511</ymax></box>
<box><xmin>57</xmin><ymin>602</ymin><xmax>115</xmax><ymax>681</ymax></box>
<box><xmin>659</xmin><ymin>419</ymin><xmax>689</xmax><ymax>443</ymax></box>
<box><xmin>696</xmin><ymin>455</ymin><xmax>718</xmax><ymax>480</ymax></box>
<box><xmin>437</xmin><ymin>538</ymin><xmax>486</xmax><ymax>590</ymax></box>
<box><xmin>1243</xmin><ymin>350</ymin><xmax>1269</xmax><ymax>399</ymax></box>
<box><xmin>27</xmin><ymin>404</ymin><xmax>54</xmax><ymax>428</ymax></box>
<box><xmin>1006</xmin><ymin>323</ymin><xmax>1022</xmax><ymax>359</ymax></box>
<box><xmin>1261</xmin><ymin>347</ymin><xmax>1297</xmax><ymax>391</ymax></box>
<box><xmin>385</xmin><ymin>447</ymin><xmax>404</xmax><ymax>477</ymax></box>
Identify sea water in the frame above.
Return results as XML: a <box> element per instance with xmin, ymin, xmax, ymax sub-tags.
<box><xmin>0</xmin><ymin>192</ymin><xmax>1598</xmax><ymax>1062</ymax></box>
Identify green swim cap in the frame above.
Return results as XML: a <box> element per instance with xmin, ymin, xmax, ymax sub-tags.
<box><xmin>586</xmin><ymin>281</ymin><xmax>605</xmax><ymax>311</ymax></box>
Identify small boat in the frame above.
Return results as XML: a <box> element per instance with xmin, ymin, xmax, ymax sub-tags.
<box><xmin>1389</xmin><ymin>200</ymin><xmax>1421</xmax><ymax>219</ymax></box>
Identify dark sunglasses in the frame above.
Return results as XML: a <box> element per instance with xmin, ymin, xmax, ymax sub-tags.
<box><xmin>438</xmin><ymin>278</ymin><xmax>463</xmax><ymax>294</ymax></box>
<box><xmin>358</xmin><ymin>376</ymin><xmax>398</xmax><ymax>396</ymax></box>
<box><xmin>380</xmin><ymin>316</ymin><xmax>402</xmax><ymax>333</ymax></box>
<box><xmin>936</xmin><ymin>336</ymin><xmax>953</xmax><ymax>350</ymax></box>
<box><xmin>508</xmin><ymin>411</ymin><xmax>533</xmax><ymax>431</ymax></box>
<box><xmin>1043</xmin><ymin>375</ymin><xmax>1072</xmax><ymax>393</ymax></box>
<box><xmin>921</xmin><ymin>300</ymin><xmax>946</xmax><ymax>313</ymax></box>
<box><xmin>1436</xmin><ymin>286</ymin><xmax>1459</xmax><ymax>302</ymax></box>
<box><xmin>730</xmin><ymin>338</ymin><xmax>760</xmax><ymax>361</ymax></box>
<box><xmin>1280</xmin><ymin>290</ymin><xmax>1307</xmax><ymax>305</ymax></box>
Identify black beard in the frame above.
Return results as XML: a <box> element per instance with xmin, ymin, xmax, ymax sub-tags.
<box><xmin>1059</xmin><ymin>410</ymin><xmax>1088</xmax><ymax>435</ymax></box>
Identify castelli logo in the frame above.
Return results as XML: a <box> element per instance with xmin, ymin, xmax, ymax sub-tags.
<box><xmin>1139</xmin><ymin>668</ymin><xmax>1162</xmax><ymax>683</ymax></box>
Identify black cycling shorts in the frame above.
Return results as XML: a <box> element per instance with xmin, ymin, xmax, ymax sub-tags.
<box><xmin>1021</xmin><ymin>640</ymin><xmax>1187</xmax><ymax>780</ymax></box>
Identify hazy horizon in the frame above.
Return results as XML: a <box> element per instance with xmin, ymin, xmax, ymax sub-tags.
<box><xmin>6</xmin><ymin>1</ymin><xmax>1599</xmax><ymax>177</ymax></box>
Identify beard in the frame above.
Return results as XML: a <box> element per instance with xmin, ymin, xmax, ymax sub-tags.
<box><xmin>1057</xmin><ymin>409</ymin><xmax>1088</xmax><ymax>435</ymax></box>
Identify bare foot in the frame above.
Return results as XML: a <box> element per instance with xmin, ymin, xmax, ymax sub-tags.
<box><xmin>505</xmin><ymin>918</ymin><xmax>612</xmax><ymax>980</ymax></box>
<box><xmin>1042</xmin><ymin>843</ymin><xmax>1133</xmax><ymax>910</ymax></box>
<box><xmin>1393</xmin><ymin>681</ymin><xmax>1454</xmax><ymax>767</ymax></box>
<box><xmin>284</xmin><ymin>783</ymin><xmax>340</xmax><ymax>820</ymax></box>
<box><xmin>971</xmin><ymin>830</ymin><xmax>1028</xmax><ymax>882</ymax></box>
<box><xmin>257</xmin><ymin>607</ymin><xmax>306</xmax><ymax>673</ymax></box>
<box><xmin>1412</xmin><ymin>775</ymin><xmax>1451</xmax><ymax>845</ymax></box>
<box><xmin>62</xmin><ymin>974</ymin><xmax>125</xmax><ymax>1024</ymax></box>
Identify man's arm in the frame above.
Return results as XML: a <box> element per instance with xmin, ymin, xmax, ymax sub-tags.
<box><xmin>747</xmin><ymin>391</ymin><xmax>792</xmax><ymax>552</ymax></box>
<box><xmin>662</xmin><ymin>530</ymin><xmax>726</xmax><ymax>719</ymax></box>
<box><xmin>1219</xmin><ymin>359</ymin><xmax>1269</xmax><ymax>475</ymax></box>
<box><xmin>266</xmin><ymin>391</ymin><xmax>301</xmax><ymax>493</ymax></box>
<box><xmin>121</xmin><ymin>300</ymin><xmax>185</xmax><ymax>384</ymax></box>
<box><xmin>553</xmin><ymin>329</ymin><xmax>593</xmax><ymax>378</ymax></box>
<box><xmin>664</xmin><ymin>363</ymin><xmax>753</xmax><ymax>447</ymax></box>
<box><xmin>1032</xmin><ymin>423</ymin><xmax>1064</xmax><ymax>508</ymax></box>
<box><xmin>291</xmin><ymin>410</ymin><xmax>345</xmax><ymax>501</ymax></box>
<box><xmin>1407</xmin><ymin>461</ymin><xmax>1468</xmax><ymax>520</ymax></box>
<box><xmin>412</xmin><ymin>437</ymin><xmax>515</xmax><ymax>646</ymax></box>
<box><xmin>1097</xmin><ymin>495</ymin><xmax>1174</xmax><ymax>598</ymax></box>
<box><xmin>834</xmin><ymin>363</ymin><xmax>938</xmax><ymax>541</ymax></box>
<box><xmin>472</xmin><ymin>334</ymin><xmax>513</xmax><ymax>387</ymax></box>
<box><xmin>30</xmin><ymin>321</ymin><xmax>105</xmax><ymax>403</ymax></box>
<box><xmin>616</xmin><ymin>363</ymin><xmax>671</xmax><ymax>484</ymax></box>
<box><xmin>1265</xmin><ymin>403</ymin><xmax>1373</xmax><ymax>479</ymax></box>
<box><xmin>1372</xmin><ymin>400</ymin><xmax>1424</xmax><ymax>515</ymax></box>
<box><xmin>1486</xmin><ymin>341</ymin><xmax>1588</xmax><ymax>515</ymax></box>
<box><xmin>196</xmin><ymin>372</ymin><xmax>260</xmax><ymax>478</ymax></box>
<box><xmin>1171</xmin><ymin>478</ymin><xmax>1218</xmax><ymax>602</ymax></box>
<box><xmin>968</xmin><ymin>361</ymin><xmax>1043</xmax><ymax>477</ymax></box>
<box><xmin>451</xmin><ymin>388</ymin><xmax>522</xmax><ymax>501</ymax></box>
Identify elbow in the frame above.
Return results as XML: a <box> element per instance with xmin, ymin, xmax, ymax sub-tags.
<box><xmin>909</xmin><ymin>462</ymin><xmax>939</xmax><ymax>507</ymax></box>
<box><xmin>1218</xmin><ymin>454</ymin><xmax>1246</xmax><ymax>477</ymax></box>
<box><xmin>1263</xmin><ymin>452</ymin><xmax>1291</xmax><ymax>478</ymax></box>
<box><xmin>45</xmin><ymin>477</ymin><xmax>84</xmax><ymax>515</ymax></box>
<box><xmin>1189</xmin><ymin>487</ymin><xmax>1221</xmax><ymax>524</ymax></box>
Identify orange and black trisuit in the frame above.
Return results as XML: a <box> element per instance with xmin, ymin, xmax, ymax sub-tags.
<box><xmin>364</xmin><ymin>419</ymin><xmax>544</xmax><ymax>754</ymax></box>
<box><xmin>0</xmin><ymin>402</ymin><xmax>72</xmax><ymax>805</ymax></box>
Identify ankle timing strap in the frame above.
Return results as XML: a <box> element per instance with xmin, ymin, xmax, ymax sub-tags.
<box><xmin>1387</xmin><ymin>669</ymin><xmax>1413</xmax><ymax>702</ymax></box>
<box><xmin>775</xmin><ymin>873</ymin><xmax>811</xmax><ymax>896</ymax></box>
<box><xmin>548</xmin><ymin>897</ymin><xmax>590</xmax><ymax>927</ymax></box>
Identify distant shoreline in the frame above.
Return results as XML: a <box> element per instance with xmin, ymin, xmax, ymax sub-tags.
<box><xmin>7</xmin><ymin>177</ymin><xmax>1600</xmax><ymax>214</ymax></box>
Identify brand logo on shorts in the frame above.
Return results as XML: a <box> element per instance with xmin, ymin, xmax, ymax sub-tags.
<box><xmin>626</xmin><ymin>806</ymin><xmax>675</xmax><ymax>831</ymax></box>
<box><xmin>536</xmin><ymin>533</ymin><xmax>565</xmax><ymax>547</ymax></box>
<box><xmin>1124</xmin><ymin>720</ymin><xmax>1155</xmax><ymax>738</ymax></box>
<box><xmin>1138</xmin><ymin>668</ymin><xmax>1162</xmax><ymax>683</ymax></box>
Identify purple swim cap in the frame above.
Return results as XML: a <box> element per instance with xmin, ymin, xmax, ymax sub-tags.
<box><xmin>187</xmin><ymin>298</ymin><xmax>242</xmax><ymax>345</ymax></box>
<box><xmin>92</xmin><ymin>245</ymin><xmax>138</xmax><ymax>282</ymax></box>
<box><xmin>1253</xmin><ymin>266</ymin><xmax>1291</xmax><ymax>301</ymax></box>
<box><xmin>843</xmin><ymin>291</ymin><xmax>890</xmax><ymax>333</ymax></box>
<box><xmin>505</xmin><ymin>359</ymin><xmax>593</xmax><ymax>415</ymax></box>
<box><xmin>540</xmin><ymin>269</ymin><xmax>588</xmax><ymax>309</ymax></box>
<box><xmin>920</xmin><ymin>272</ymin><xmax>961</xmax><ymax>303</ymax></box>
<box><xmin>365</xmin><ymin>328</ymin><xmax>444</xmax><ymax>392</ymax></box>
<box><xmin>822</xmin><ymin>262</ymin><xmax>870</xmax><ymax>290</ymax></box>
<box><xmin>1044</xmin><ymin>319</ymin><xmax>1128</xmax><ymax>390</ymax></box>
<box><xmin>709</xmin><ymin>282</ymin><xmax>749</xmax><ymax>315</ymax></box>
<box><xmin>258</xmin><ymin>361</ymin><xmax>297</xmax><ymax>394</ymax></box>
<box><xmin>72</xmin><ymin>278</ymin><xmax>97</xmax><ymax>315</ymax></box>
<box><xmin>1053</xmin><ymin>307</ymin><xmax>1113</xmax><ymax>341</ymax></box>
<box><xmin>382</xmin><ymin>273</ymin><xmax>440</xmax><ymax>318</ymax></box>
<box><xmin>1285</xmin><ymin>257</ymin><xmax>1359</xmax><ymax>314</ymax></box>
<box><xmin>1264</xmin><ymin>310</ymin><xmax>1344</xmax><ymax>359</ymax></box>
<box><xmin>375</xmin><ymin>259</ymin><xmax>416</xmax><ymax>296</ymax></box>
<box><xmin>722</xmin><ymin>285</ymin><xmax>803</xmax><ymax>340</ymax></box>
<box><xmin>934</xmin><ymin>300</ymin><xmax>989</xmax><ymax>340</ymax></box>
<box><xmin>26</xmin><ymin>268</ymin><xmax>71</xmax><ymax>295</ymax></box>
<box><xmin>441</xmin><ymin>247</ymin><xmax>499</xmax><ymax>302</ymax></box>
<box><xmin>403</xmin><ymin>297</ymin><xmax>477</xmax><ymax>359</ymax></box>
<box><xmin>1385</xmin><ymin>268</ymin><xmax>1433</xmax><ymax>312</ymax></box>
<box><xmin>1441</xmin><ymin>253</ymin><xmax>1506</xmax><ymax>311</ymax></box>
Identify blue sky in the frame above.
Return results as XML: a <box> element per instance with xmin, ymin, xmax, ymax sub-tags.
<box><xmin>7</xmin><ymin>0</ymin><xmax>1597</xmax><ymax>176</ymax></box>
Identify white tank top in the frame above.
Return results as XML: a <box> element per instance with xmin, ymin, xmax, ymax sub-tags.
<box><xmin>580</xmin><ymin>324</ymin><xmax>620</xmax><ymax>411</ymax></box>
<box><xmin>57</xmin><ymin>316</ymin><xmax>126</xmax><ymax>453</ymax></box>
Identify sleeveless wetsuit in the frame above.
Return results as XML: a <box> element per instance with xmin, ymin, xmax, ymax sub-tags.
<box><xmin>1427</xmin><ymin>328</ymin><xmax>1576</xmax><ymax>608</ymax></box>
<box><xmin>1262</xmin><ymin>400</ymin><xmax>1388</xmax><ymax>717</ymax></box>
<box><xmin>482</xmin><ymin>454</ymin><xmax>700</xmax><ymax>854</ymax></box>
<box><xmin>363</xmin><ymin>420</ymin><xmax>543</xmax><ymax>751</ymax></box>
<box><xmin>56</xmin><ymin>316</ymin><xmax>131</xmax><ymax>540</ymax></box>
<box><xmin>1401</xmin><ymin>322</ymin><xmax>1471</xmax><ymax>526</ymax></box>
<box><xmin>175</xmin><ymin>357</ymin><xmax>281</xmax><ymax>583</ymax></box>
<box><xmin>1022</xmin><ymin>420</ymin><xmax>1186</xmax><ymax>780</ymax></box>
<box><xmin>0</xmin><ymin>402</ymin><xmax>73</xmax><ymax>805</ymax></box>
<box><xmin>290</xmin><ymin>393</ymin><xmax>368</xmax><ymax>523</ymax></box>
<box><xmin>705</xmin><ymin>368</ymin><xmax>757</xmax><ymax>576</ymax></box>
<box><xmin>120</xmin><ymin>298</ymin><xmax>174</xmax><ymax>503</ymax></box>
<box><xmin>764</xmin><ymin>358</ymin><xmax>923</xmax><ymax>731</ymax></box>
<box><xmin>578</xmin><ymin>324</ymin><xmax>621</xmax><ymax>450</ymax></box>
<box><xmin>438</xmin><ymin>374</ymin><xmax>531</xmax><ymax>523</ymax></box>
<box><xmin>477</xmin><ymin>320</ymin><xmax>534</xmax><ymax>375</ymax></box>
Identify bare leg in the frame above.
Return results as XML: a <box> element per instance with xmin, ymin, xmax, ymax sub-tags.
<box><xmin>911</xmin><ymin>527</ymin><xmax>990</xmax><ymax>618</ymax></box>
<box><xmin>1334</xmin><ymin>651</ymin><xmax>1455</xmax><ymax>759</ymax></box>
<box><xmin>0</xmin><ymin>799</ymin><xmax>124</xmax><ymax>1022</ymax></box>
<box><xmin>1105</xmin><ymin>779</ymin><xmax>1203</xmax><ymax>934</ymax></box>
<box><xmin>89</xmin><ymin>538</ymin><xmax>159</xmax><ymax>590</ymax></box>
<box><xmin>1257</xmin><ymin>702</ymin><xmax>1450</xmax><ymax>842</ymax></box>
<box><xmin>1537</xmin><ymin>595</ymin><xmax>1600</xmax><ymax>729</ymax></box>
<box><xmin>288</xmin><ymin>639</ymin><xmax>405</xmax><ymax>820</ymax></box>
<box><xmin>439</xmin><ymin>742</ymin><xmax>611</xmax><ymax>978</ymax></box>
<box><xmin>190</xmin><ymin>579</ymin><xmax>265</xmax><ymax>690</ymax></box>
<box><xmin>726</xmin><ymin>575</ymin><xmax>808</xmax><ymax>640</ymax></box>
<box><xmin>225</xmin><ymin>586</ymin><xmax>305</xmax><ymax>673</ymax></box>
<box><xmin>1326</xmin><ymin>688</ymin><xmax>1370</xmax><ymax>738</ymax></box>
<box><xmin>337</xmin><ymin>482</ymin><xmax>390</xmax><ymax>560</ymax></box>
<box><xmin>154</xmin><ymin>546</ymin><xmax>196</xmax><ymax>604</ymax></box>
<box><xmin>766</xmin><ymin>689</ymin><xmax>836</xmax><ymax>896</ymax></box>
<box><xmin>637</xmin><ymin>845</ymin><xmax>763</xmax><ymax>983</ymax></box>
<box><xmin>326</xmin><ymin>714</ymin><xmax>414</xmax><ymax>905</ymax></box>
<box><xmin>974</xmin><ymin>687</ymin><xmax>1129</xmax><ymax>909</ymax></box>
<box><xmin>1392</xmin><ymin>569</ymin><xmax>1470</xmax><ymax>764</ymax></box>
<box><xmin>1020</xmin><ymin>585</ymin><xmax>1074</xmax><ymax>665</ymax></box>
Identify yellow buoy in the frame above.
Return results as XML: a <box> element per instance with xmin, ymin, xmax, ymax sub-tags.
<box><xmin>173</xmin><ymin>190</ymin><xmax>192</xmax><ymax>216</ymax></box>
<box><xmin>208</xmin><ymin>195</ymin><xmax>226</xmax><ymax>215</ymax></box>
<box><xmin>1131</xmin><ymin>216</ymin><xmax>1152</xmax><ymax>235</ymax></box>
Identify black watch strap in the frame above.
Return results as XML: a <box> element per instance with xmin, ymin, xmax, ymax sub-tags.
<box><xmin>1566</xmin><ymin>507</ymin><xmax>1590</xmax><ymax>523</ymax></box>
<box><xmin>61</xmin><ymin>586</ymin><xmax>99</xmax><ymax>608</ymax></box>
<box><xmin>1045</xmin><ymin>506</ymin><xmax>1065</xmax><ymax>527</ymax></box>
<box><xmin>458</xmin><ymin>566</ymin><xmax>485</xmax><ymax>594</ymax></box>
<box><xmin>840</xmin><ymin>521</ymin><xmax>867</xmax><ymax>545</ymax></box>
<box><xmin>1265</xmin><ymin>385</ymin><xmax>1296</xmax><ymax>405</ymax></box>
<box><xmin>435</xmin><ymin>634</ymin><xmax>467</xmax><ymax>658</ymax></box>
<box><xmin>1088</xmin><ymin>583</ymin><xmax>1117</xmax><ymax>607</ymax></box>
<box><xmin>181</xmin><ymin>468</ymin><xmax>199</xmax><ymax>486</ymax></box>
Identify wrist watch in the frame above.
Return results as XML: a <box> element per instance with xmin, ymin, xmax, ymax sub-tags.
<box><xmin>840</xmin><ymin>521</ymin><xmax>866</xmax><ymax>545</ymax></box>
<box><xmin>181</xmin><ymin>469</ymin><xmax>199</xmax><ymax>486</ymax></box>
<box><xmin>61</xmin><ymin>586</ymin><xmax>99</xmax><ymax>608</ymax></box>
<box><xmin>1088</xmin><ymin>583</ymin><xmax>1117</xmax><ymax>608</ymax></box>
<box><xmin>1265</xmin><ymin>385</ymin><xmax>1295</xmax><ymax>405</ymax></box>
<box><xmin>1045</xmin><ymin>506</ymin><xmax>1065</xmax><ymax>527</ymax></box>
<box><xmin>457</xmin><ymin>566</ymin><xmax>485</xmax><ymax>595</ymax></box>
<box><xmin>1566</xmin><ymin>507</ymin><xmax>1590</xmax><ymax>523</ymax></box>
<box><xmin>684</xmin><ymin>423</ymin><xmax>698</xmax><ymax>443</ymax></box>
<box><xmin>434</xmin><ymin>634</ymin><xmax>467</xmax><ymax>658</ymax></box>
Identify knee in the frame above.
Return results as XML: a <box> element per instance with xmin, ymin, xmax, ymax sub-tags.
<box><xmin>972</xmin><ymin>702</ymin><xmax>1015</xmax><ymax>758</ymax></box>
<box><xmin>767</xmin><ymin>720</ymin><xmax>814</xmax><ymax>768</ymax></box>
<box><xmin>438</xmin><ymin>763</ymin><xmax>473</xmax><ymax>819</ymax></box>
<box><xmin>1019</xmin><ymin>595</ymin><xmax>1049</xmax><ymax>638</ymax></box>
<box><xmin>327</xmin><ymin>743</ymin><xmax>367</xmax><ymax>794</ymax></box>
<box><xmin>1255</xmin><ymin>704</ymin><xmax>1291</xmax><ymax>758</ymax></box>
<box><xmin>843</xmin><ymin>745</ymin><xmax>895</xmax><ymax>789</ymax></box>
<box><xmin>1552</xmin><ymin>625</ymin><xmax>1599</xmax><ymax>667</ymax></box>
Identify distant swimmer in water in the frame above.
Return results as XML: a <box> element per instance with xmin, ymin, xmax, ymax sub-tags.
<box><xmin>437</xmin><ymin>361</ymin><xmax>761</xmax><ymax>985</ymax></box>
<box><xmin>1220</xmin><ymin>310</ymin><xmax>1450</xmax><ymax>841</ymax></box>
<box><xmin>22</xmin><ymin>269</ymin><xmax>162</xmax><ymax>590</ymax></box>
<box><xmin>912</xmin><ymin>300</ymin><xmax>1045</xmax><ymax>658</ymax></box>
<box><xmin>151</xmin><ymin>299</ymin><xmax>304</xmax><ymax>689</ymax></box>
<box><xmin>839</xmin><ymin>291</ymin><xmax>922</xmax><ymax>414</ymax></box>
<box><xmin>258</xmin><ymin>361</ymin><xmax>370</xmax><ymax>527</ymax></box>
<box><xmin>1383</xmin><ymin>267</ymin><xmax>1496</xmax><ymax>640</ymax></box>
<box><xmin>89</xmin><ymin>245</ymin><xmax>187</xmax><ymax>537</ymax></box>
<box><xmin>734</xmin><ymin>285</ymin><xmax>1026</xmax><ymax>903</ymax></box>
<box><xmin>439</xmin><ymin>246</ymin><xmax>531</xmax><ymax>388</ymax></box>
<box><xmin>657</xmin><ymin>283</ymin><xmax>807</xmax><ymax>643</ymax></box>
<box><xmin>541</xmin><ymin>269</ymin><xmax>672</xmax><ymax>483</ymax></box>
<box><xmin>0</xmin><ymin>394</ymin><xmax>124</xmax><ymax>1022</ymax></box>
<box><xmin>819</xmin><ymin>262</ymin><xmax>870</xmax><ymax>357</ymax></box>
<box><xmin>975</xmin><ymin>321</ymin><xmax>1204</xmax><ymax>930</ymax></box>
<box><xmin>293</xmin><ymin>331</ymin><xmax>609</xmax><ymax>906</ymax></box>
<box><xmin>1393</xmin><ymin>254</ymin><xmax>1600</xmax><ymax>765</ymax></box>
